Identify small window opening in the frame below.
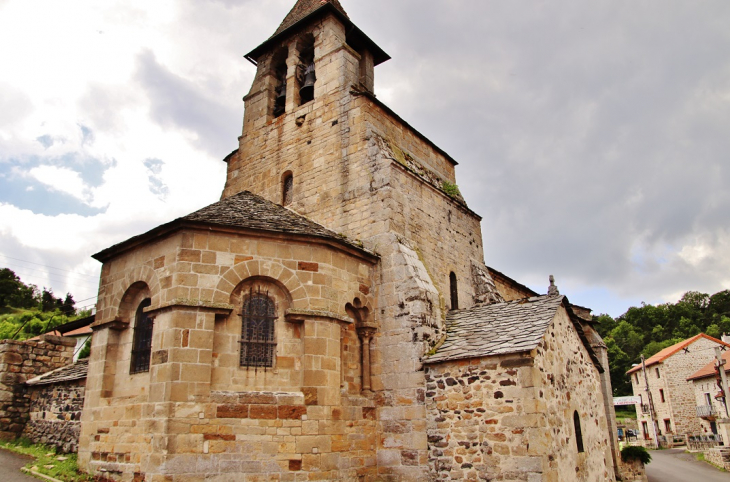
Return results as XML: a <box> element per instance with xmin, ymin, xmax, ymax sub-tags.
<box><xmin>664</xmin><ymin>419</ymin><xmax>672</xmax><ymax>433</ymax></box>
<box><xmin>449</xmin><ymin>272</ymin><xmax>458</xmax><ymax>310</ymax></box>
<box><xmin>282</xmin><ymin>172</ymin><xmax>293</xmax><ymax>206</ymax></box>
<box><xmin>240</xmin><ymin>288</ymin><xmax>276</xmax><ymax>368</ymax></box>
<box><xmin>574</xmin><ymin>411</ymin><xmax>584</xmax><ymax>453</ymax></box>
<box><xmin>296</xmin><ymin>34</ymin><xmax>315</xmax><ymax>105</ymax></box>
<box><xmin>655</xmin><ymin>367</ymin><xmax>660</xmax><ymax>379</ymax></box>
<box><xmin>635</xmin><ymin>373</ymin><xmax>639</xmax><ymax>384</ymax></box>
<box><xmin>659</xmin><ymin>389</ymin><xmax>665</xmax><ymax>403</ymax></box>
<box><xmin>272</xmin><ymin>48</ymin><xmax>288</xmax><ymax>118</ymax></box>
<box><xmin>130</xmin><ymin>298</ymin><xmax>153</xmax><ymax>374</ymax></box>
<box><xmin>705</xmin><ymin>392</ymin><xmax>712</xmax><ymax>406</ymax></box>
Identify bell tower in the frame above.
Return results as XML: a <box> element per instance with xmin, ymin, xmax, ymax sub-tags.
<box><xmin>222</xmin><ymin>0</ymin><xmax>390</xmax><ymax>219</ymax></box>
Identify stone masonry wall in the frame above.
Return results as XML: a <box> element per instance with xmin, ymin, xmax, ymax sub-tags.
<box><xmin>0</xmin><ymin>335</ymin><xmax>75</xmax><ymax>440</ymax></box>
<box><xmin>25</xmin><ymin>379</ymin><xmax>85</xmax><ymax>453</ymax></box>
<box><xmin>693</xmin><ymin>378</ymin><xmax>728</xmax><ymax>433</ymax></box>
<box><xmin>425</xmin><ymin>307</ymin><xmax>614</xmax><ymax>481</ymax></box>
<box><xmin>80</xmin><ymin>228</ymin><xmax>380</xmax><ymax>481</ymax></box>
<box><xmin>631</xmin><ymin>337</ymin><xmax>724</xmax><ymax>440</ymax></box>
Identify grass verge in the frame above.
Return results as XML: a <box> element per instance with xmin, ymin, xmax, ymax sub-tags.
<box><xmin>0</xmin><ymin>437</ymin><xmax>94</xmax><ymax>481</ymax></box>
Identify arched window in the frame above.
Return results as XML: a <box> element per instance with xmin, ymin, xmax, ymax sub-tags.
<box><xmin>450</xmin><ymin>272</ymin><xmax>459</xmax><ymax>310</ymax></box>
<box><xmin>130</xmin><ymin>298</ymin><xmax>153</xmax><ymax>374</ymax></box>
<box><xmin>240</xmin><ymin>289</ymin><xmax>276</xmax><ymax>368</ymax></box>
<box><xmin>574</xmin><ymin>411</ymin><xmax>584</xmax><ymax>453</ymax></box>
<box><xmin>282</xmin><ymin>172</ymin><xmax>293</xmax><ymax>206</ymax></box>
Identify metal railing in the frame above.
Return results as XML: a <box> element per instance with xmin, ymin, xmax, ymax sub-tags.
<box><xmin>697</xmin><ymin>405</ymin><xmax>718</xmax><ymax>418</ymax></box>
<box><xmin>688</xmin><ymin>434</ymin><xmax>723</xmax><ymax>451</ymax></box>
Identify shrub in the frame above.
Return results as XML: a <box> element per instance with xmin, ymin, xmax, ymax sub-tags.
<box><xmin>621</xmin><ymin>445</ymin><xmax>652</xmax><ymax>465</ymax></box>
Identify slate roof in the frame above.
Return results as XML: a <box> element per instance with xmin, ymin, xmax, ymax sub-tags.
<box><xmin>94</xmin><ymin>191</ymin><xmax>375</xmax><ymax>262</ymax></box>
<box><xmin>245</xmin><ymin>0</ymin><xmax>389</xmax><ymax>66</ymax></box>
<box><xmin>424</xmin><ymin>296</ymin><xmax>565</xmax><ymax>364</ymax></box>
<box><xmin>25</xmin><ymin>359</ymin><xmax>88</xmax><ymax>387</ymax></box>
<box><xmin>626</xmin><ymin>334</ymin><xmax>730</xmax><ymax>375</ymax></box>
<box><xmin>274</xmin><ymin>0</ymin><xmax>348</xmax><ymax>37</ymax></box>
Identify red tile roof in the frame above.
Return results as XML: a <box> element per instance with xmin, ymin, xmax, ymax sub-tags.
<box><xmin>627</xmin><ymin>334</ymin><xmax>730</xmax><ymax>375</ymax></box>
<box><xmin>687</xmin><ymin>349</ymin><xmax>730</xmax><ymax>381</ymax></box>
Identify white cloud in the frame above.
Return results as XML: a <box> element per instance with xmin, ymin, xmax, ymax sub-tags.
<box><xmin>28</xmin><ymin>166</ymin><xmax>91</xmax><ymax>203</ymax></box>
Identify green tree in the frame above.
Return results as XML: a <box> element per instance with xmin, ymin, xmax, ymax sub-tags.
<box><xmin>605</xmin><ymin>336</ymin><xmax>632</xmax><ymax>396</ymax></box>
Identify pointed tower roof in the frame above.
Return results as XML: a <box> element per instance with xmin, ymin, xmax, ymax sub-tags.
<box><xmin>245</xmin><ymin>0</ymin><xmax>389</xmax><ymax>66</ymax></box>
<box><xmin>274</xmin><ymin>0</ymin><xmax>348</xmax><ymax>37</ymax></box>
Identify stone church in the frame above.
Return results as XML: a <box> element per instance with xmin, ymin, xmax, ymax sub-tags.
<box><xmin>79</xmin><ymin>1</ymin><xmax>621</xmax><ymax>480</ymax></box>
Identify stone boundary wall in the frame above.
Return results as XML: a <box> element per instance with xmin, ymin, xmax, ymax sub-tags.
<box><xmin>0</xmin><ymin>335</ymin><xmax>75</xmax><ymax>440</ymax></box>
<box><xmin>705</xmin><ymin>447</ymin><xmax>730</xmax><ymax>471</ymax></box>
<box><xmin>25</xmin><ymin>379</ymin><xmax>86</xmax><ymax>453</ymax></box>
<box><xmin>617</xmin><ymin>458</ymin><xmax>648</xmax><ymax>482</ymax></box>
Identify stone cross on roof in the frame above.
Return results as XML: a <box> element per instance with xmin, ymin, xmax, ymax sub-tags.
<box><xmin>548</xmin><ymin>275</ymin><xmax>560</xmax><ymax>296</ymax></box>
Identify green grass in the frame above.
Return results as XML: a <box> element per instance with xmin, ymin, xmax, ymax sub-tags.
<box><xmin>615</xmin><ymin>406</ymin><xmax>638</xmax><ymax>420</ymax></box>
<box><xmin>690</xmin><ymin>451</ymin><xmax>727</xmax><ymax>471</ymax></box>
<box><xmin>0</xmin><ymin>437</ymin><xmax>94</xmax><ymax>481</ymax></box>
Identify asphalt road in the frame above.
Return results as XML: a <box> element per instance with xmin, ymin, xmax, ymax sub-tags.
<box><xmin>0</xmin><ymin>447</ymin><xmax>38</xmax><ymax>482</ymax></box>
<box><xmin>647</xmin><ymin>448</ymin><xmax>730</xmax><ymax>482</ymax></box>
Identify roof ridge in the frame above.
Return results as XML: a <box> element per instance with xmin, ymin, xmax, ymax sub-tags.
<box><xmin>627</xmin><ymin>333</ymin><xmax>730</xmax><ymax>374</ymax></box>
<box><xmin>274</xmin><ymin>0</ymin><xmax>348</xmax><ymax>37</ymax></box>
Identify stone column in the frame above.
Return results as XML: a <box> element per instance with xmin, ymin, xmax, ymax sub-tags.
<box><xmin>357</xmin><ymin>324</ymin><xmax>377</xmax><ymax>393</ymax></box>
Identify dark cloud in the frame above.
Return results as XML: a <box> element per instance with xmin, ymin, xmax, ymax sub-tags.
<box><xmin>134</xmin><ymin>50</ymin><xmax>242</xmax><ymax>158</ymax></box>
<box><xmin>340</xmin><ymin>1</ymin><xmax>730</xmax><ymax>313</ymax></box>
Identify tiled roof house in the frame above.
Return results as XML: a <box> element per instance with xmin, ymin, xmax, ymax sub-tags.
<box><xmin>628</xmin><ymin>334</ymin><xmax>730</xmax><ymax>441</ymax></box>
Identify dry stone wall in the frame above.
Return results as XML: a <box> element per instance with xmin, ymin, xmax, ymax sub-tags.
<box><xmin>0</xmin><ymin>336</ymin><xmax>74</xmax><ymax>440</ymax></box>
<box><xmin>25</xmin><ymin>380</ymin><xmax>85</xmax><ymax>453</ymax></box>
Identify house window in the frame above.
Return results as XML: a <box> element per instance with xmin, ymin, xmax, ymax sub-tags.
<box><xmin>240</xmin><ymin>290</ymin><xmax>276</xmax><ymax>368</ymax></box>
<box><xmin>664</xmin><ymin>419</ymin><xmax>672</xmax><ymax>433</ymax></box>
<box><xmin>574</xmin><ymin>411</ymin><xmax>584</xmax><ymax>453</ymax></box>
<box><xmin>449</xmin><ymin>272</ymin><xmax>458</xmax><ymax>310</ymax></box>
<box><xmin>642</xmin><ymin>421</ymin><xmax>649</xmax><ymax>440</ymax></box>
<box><xmin>706</xmin><ymin>393</ymin><xmax>712</xmax><ymax>406</ymax></box>
<box><xmin>130</xmin><ymin>298</ymin><xmax>153</xmax><ymax>374</ymax></box>
<box><xmin>659</xmin><ymin>389</ymin><xmax>665</xmax><ymax>403</ymax></box>
<box><xmin>282</xmin><ymin>172</ymin><xmax>293</xmax><ymax>206</ymax></box>
<box><xmin>635</xmin><ymin>373</ymin><xmax>639</xmax><ymax>384</ymax></box>
<box><xmin>655</xmin><ymin>367</ymin><xmax>660</xmax><ymax>379</ymax></box>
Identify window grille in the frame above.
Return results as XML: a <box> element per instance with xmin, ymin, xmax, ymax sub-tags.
<box><xmin>574</xmin><ymin>411</ymin><xmax>584</xmax><ymax>453</ymax></box>
<box><xmin>240</xmin><ymin>289</ymin><xmax>276</xmax><ymax>368</ymax></box>
<box><xmin>130</xmin><ymin>298</ymin><xmax>153</xmax><ymax>374</ymax></box>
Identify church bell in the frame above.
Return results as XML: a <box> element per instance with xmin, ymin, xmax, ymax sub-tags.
<box><xmin>300</xmin><ymin>63</ymin><xmax>316</xmax><ymax>103</ymax></box>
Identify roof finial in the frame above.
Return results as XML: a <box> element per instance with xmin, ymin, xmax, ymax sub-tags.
<box><xmin>548</xmin><ymin>275</ymin><xmax>560</xmax><ymax>297</ymax></box>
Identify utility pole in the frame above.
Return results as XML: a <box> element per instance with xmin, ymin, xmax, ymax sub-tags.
<box><xmin>641</xmin><ymin>354</ymin><xmax>659</xmax><ymax>449</ymax></box>
<box><xmin>714</xmin><ymin>347</ymin><xmax>730</xmax><ymax>418</ymax></box>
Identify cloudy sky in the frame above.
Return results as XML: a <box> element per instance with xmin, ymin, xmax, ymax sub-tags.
<box><xmin>1</xmin><ymin>0</ymin><xmax>729</xmax><ymax>317</ymax></box>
